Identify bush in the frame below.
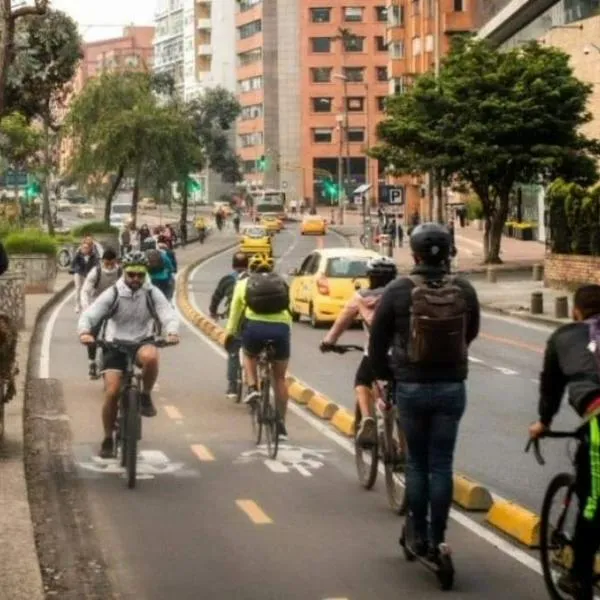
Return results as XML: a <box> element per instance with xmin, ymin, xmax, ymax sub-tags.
<box><xmin>71</xmin><ymin>220</ymin><xmax>118</xmax><ymax>237</ymax></box>
<box><xmin>466</xmin><ymin>195</ymin><xmax>483</xmax><ymax>220</ymax></box>
<box><xmin>55</xmin><ymin>233</ymin><xmax>76</xmax><ymax>245</ymax></box>
<box><xmin>4</xmin><ymin>230</ymin><xmax>58</xmax><ymax>256</ymax></box>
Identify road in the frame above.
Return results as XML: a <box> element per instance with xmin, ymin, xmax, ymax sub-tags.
<box><xmin>190</xmin><ymin>224</ymin><xmax>577</xmax><ymax>513</ymax></box>
<box><xmin>35</xmin><ymin>228</ymin><xmax>548</xmax><ymax>599</ymax></box>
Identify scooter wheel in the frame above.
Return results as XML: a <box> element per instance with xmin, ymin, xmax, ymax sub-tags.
<box><xmin>436</xmin><ymin>555</ymin><xmax>454</xmax><ymax>591</ymax></box>
<box><xmin>399</xmin><ymin>529</ymin><xmax>416</xmax><ymax>562</ymax></box>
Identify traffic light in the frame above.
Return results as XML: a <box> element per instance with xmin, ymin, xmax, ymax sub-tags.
<box><xmin>25</xmin><ymin>178</ymin><xmax>41</xmax><ymax>200</ymax></box>
<box><xmin>322</xmin><ymin>179</ymin><xmax>339</xmax><ymax>202</ymax></box>
<box><xmin>257</xmin><ymin>155</ymin><xmax>267</xmax><ymax>171</ymax></box>
<box><xmin>186</xmin><ymin>176</ymin><xmax>202</xmax><ymax>193</ymax></box>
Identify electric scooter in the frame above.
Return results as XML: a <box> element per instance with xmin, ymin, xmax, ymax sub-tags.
<box><xmin>399</xmin><ymin>516</ymin><xmax>454</xmax><ymax>591</ymax></box>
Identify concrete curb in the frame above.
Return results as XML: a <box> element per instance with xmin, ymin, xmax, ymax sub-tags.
<box><xmin>481</xmin><ymin>303</ymin><xmax>566</xmax><ymax>328</ymax></box>
<box><xmin>177</xmin><ymin>254</ymin><xmax>543</xmax><ymax>549</ymax></box>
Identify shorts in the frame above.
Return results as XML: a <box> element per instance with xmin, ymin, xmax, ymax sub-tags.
<box><xmin>102</xmin><ymin>348</ymin><xmax>141</xmax><ymax>372</ymax></box>
<box><xmin>354</xmin><ymin>355</ymin><xmax>376</xmax><ymax>388</ymax></box>
<box><xmin>242</xmin><ymin>321</ymin><xmax>291</xmax><ymax>361</ymax></box>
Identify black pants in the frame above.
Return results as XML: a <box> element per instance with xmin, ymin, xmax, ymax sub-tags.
<box><xmin>572</xmin><ymin>418</ymin><xmax>600</xmax><ymax>599</ymax></box>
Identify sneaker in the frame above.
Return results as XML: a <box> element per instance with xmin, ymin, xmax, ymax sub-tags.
<box><xmin>99</xmin><ymin>437</ymin><xmax>114</xmax><ymax>459</ymax></box>
<box><xmin>243</xmin><ymin>386</ymin><xmax>260</xmax><ymax>406</ymax></box>
<box><xmin>557</xmin><ymin>572</ymin><xmax>582</xmax><ymax>597</ymax></box>
<box><xmin>356</xmin><ymin>416</ymin><xmax>377</xmax><ymax>447</ymax></box>
<box><xmin>88</xmin><ymin>362</ymin><xmax>99</xmax><ymax>380</ymax></box>
<box><xmin>226</xmin><ymin>382</ymin><xmax>237</xmax><ymax>400</ymax></box>
<box><xmin>277</xmin><ymin>421</ymin><xmax>288</xmax><ymax>441</ymax></box>
<box><xmin>140</xmin><ymin>392</ymin><xmax>157</xmax><ymax>417</ymax></box>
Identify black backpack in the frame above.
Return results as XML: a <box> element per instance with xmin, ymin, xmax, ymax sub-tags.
<box><xmin>245</xmin><ymin>272</ymin><xmax>289</xmax><ymax>315</ymax></box>
<box><xmin>407</xmin><ymin>275</ymin><xmax>468</xmax><ymax>366</ymax></box>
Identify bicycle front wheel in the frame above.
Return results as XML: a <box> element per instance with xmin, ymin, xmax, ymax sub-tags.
<box><xmin>540</xmin><ymin>472</ymin><xmax>577</xmax><ymax>600</ymax></box>
<box><xmin>56</xmin><ymin>247</ymin><xmax>71</xmax><ymax>271</ymax></box>
<box><xmin>383</xmin><ymin>411</ymin><xmax>407</xmax><ymax>515</ymax></box>
<box><xmin>125</xmin><ymin>387</ymin><xmax>140</xmax><ymax>489</ymax></box>
<box><xmin>354</xmin><ymin>405</ymin><xmax>378</xmax><ymax>490</ymax></box>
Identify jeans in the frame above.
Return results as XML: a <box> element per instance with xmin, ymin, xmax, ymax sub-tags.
<box><xmin>227</xmin><ymin>337</ymin><xmax>242</xmax><ymax>387</ymax></box>
<box><xmin>395</xmin><ymin>381</ymin><xmax>466</xmax><ymax>546</ymax></box>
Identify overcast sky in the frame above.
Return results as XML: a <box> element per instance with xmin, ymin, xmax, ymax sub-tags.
<box><xmin>50</xmin><ymin>0</ymin><xmax>155</xmax><ymax>41</ymax></box>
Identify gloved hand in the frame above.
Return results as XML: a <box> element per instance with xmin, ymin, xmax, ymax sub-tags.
<box><xmin>319</xmin><ymin>340</ymin><xmax>334</xmax><ymax>353</ymax></box>
<box><xmin>224</xmin><ymin>334</ymin><xmax>236</xmax><ymax>353</ymax></box>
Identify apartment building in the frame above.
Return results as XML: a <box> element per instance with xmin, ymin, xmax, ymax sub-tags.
<box><xmin>386</xmin><ymin>0</ymin><xmax>476</xmax><ymax>219</ymax></box>
<box><xmin>58</xmin><ymin>27</ymin><xmax>154</xmax><ymax>176</ymax></box>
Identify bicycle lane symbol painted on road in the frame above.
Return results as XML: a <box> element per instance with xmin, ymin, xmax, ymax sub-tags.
<box><xmin>233</xmin><ymin>445</ymin><xmax>331</xmax><ymax>477</ymax></box>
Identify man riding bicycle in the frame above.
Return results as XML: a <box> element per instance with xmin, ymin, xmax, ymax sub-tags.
<box><xmin>78</xmin><ymin>251</ymin><xmax>180</xmax><ymax>458</ymax></box>
<box><xmin>319</xmin><ymin>256</ymin><xmax>398</xmax><ymax>447</ymax></box>
<box><xmin>530</xmin><ymin>284</ymin><xmax>600</xmax><ymax>599</ymax></box>
<box><xmin>209</xmin><ymin>251</ymin><xmax>249</xmax><ymax>399</ymax></box>
<box><xmin>224</xmin><ymin>254</ymin><xmax>291</xmax><ymax>438</ymax></box>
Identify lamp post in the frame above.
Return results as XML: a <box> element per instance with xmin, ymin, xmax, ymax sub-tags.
<box><xmin>333</xmin><ymin>73</ymin><xmax>351</xmax><ymax>224</ymax></box>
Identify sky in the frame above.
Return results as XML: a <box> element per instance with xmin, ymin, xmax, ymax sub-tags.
<box><xmin>49</xmin><ymin>0</ymin><xmax>155</xmax><ymax>42</ymax></box>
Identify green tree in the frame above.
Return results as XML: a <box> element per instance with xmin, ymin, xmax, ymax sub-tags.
<box><xmin>372</xmin><ymin>37</ymin><xmax>599</xmax><ymax>264</ymax></box>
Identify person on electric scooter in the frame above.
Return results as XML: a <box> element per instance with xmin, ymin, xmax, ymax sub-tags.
<box><xmin>529</xmin><ymin>284</ymin><xmax>600</xmax><ymax>600</ymax></box>
<box><xmin>369</xmin><ymin>223</ymin><xmax>480</xmax><ymax>564</ymax></box>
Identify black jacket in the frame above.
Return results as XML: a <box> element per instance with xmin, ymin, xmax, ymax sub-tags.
<box><xmin>539</xmin><ymin>321</ymin><xmax>600</xmax><ymax>426</ymax></box>
<box><xmin>209</xmin><ymin>270</ymin><xmax>247</xmax><ymax>316</ymax></box>
<box><xmin>369</xmin><ymin>264</ymin><xmax>480</xmax><ymax>382</ymax></box>
<box><xmin>70</xmin><ymin>250</ymin><xmax>99</xmax><ymax>277</ymax></box>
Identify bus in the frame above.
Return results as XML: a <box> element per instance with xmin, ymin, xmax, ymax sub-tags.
<box><xmin>252</xmin><ymin>189</ymin><xmax>287</xmax><ymax>220</ymax></box>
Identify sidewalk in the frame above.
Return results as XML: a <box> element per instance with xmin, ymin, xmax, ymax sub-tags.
<box><xmin>0</xmin><ymin>231</ymin><xmax>239</xmax><ymax>600</ymax></box>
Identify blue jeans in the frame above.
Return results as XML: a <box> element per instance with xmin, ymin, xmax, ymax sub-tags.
<box><xmin>395</xmin><ymin>381</ymin><xmax>466</xmax><ymax>546</ymax></box>
<box><xmin>227</xmin><ymin>337</ymin><xmax>242</xmax><ymax>386</ymax></box>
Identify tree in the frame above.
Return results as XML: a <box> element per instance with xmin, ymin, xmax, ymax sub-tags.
<box><xmin>372</xmin><ymin>37</ymin><xmax>600</xmax><ymax>263</ymax></box>
<box><xmin>0</xmin><ymin>0</ymin><xmax>49</xmax><ymax>117</ymax></box>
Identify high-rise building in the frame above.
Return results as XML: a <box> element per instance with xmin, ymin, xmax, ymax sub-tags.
<box><xmin>386</xmin><ymin>0</ymin><xmax>476</xmax><ymax>219</ymax></box>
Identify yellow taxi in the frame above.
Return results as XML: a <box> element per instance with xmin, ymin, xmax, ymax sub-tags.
<box><xmin>260</xmin><ymin>213</ymin><xmax>283</xmax><ymax>234</ymax></box>
<box><xmin>300</xmin><ymin>215</ymin><xmax>327</xmax><ymax>236</ymax></box>
<box><xmin>288</xmin><ymin>247</ymin><xmax>381</xmax><ymax>328</ymax></box>
<box><xmin>240</xmin><ymin>226</ymin><xmax>272</xmax><ymax>257</ymax></box>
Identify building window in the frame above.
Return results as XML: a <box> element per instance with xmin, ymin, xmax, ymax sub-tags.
<box><xmin>375</xmin><ymin>6</ymin><xmax>387</xmax><ymax>21</ymax></box>
<box><xmin>343</xmin><ymin>66</ymin><xmax>364</xmax><ymax>82</ymax></box>
<box><xmin>412</xmin><ymin>0</ymin><xmax>420</xmax><ymax>15</ymax></box>
<box><xmin>311</xmin><ymin>37</ymin><xmax>331</xmax><ymax>53</ymax></box>
<box><xmin>344</xmin><ymin>6</ymin><xmax>364</xmax><ymax>22</ymax></box>
<box><xmin>240</xmin><ymin>103</ymin><xmax>264</xmax><ymax>120</ymax></box>
<box><xmin>238</xmin><ymin>19</ymin><xmax>262</xmax><ymax>40</ymax></box>
<box><xmin>238</xmin><ymin>0</ymin><xmax>262</xmax><ymax>12</ymax></box>
<box><xmin>239</xmin><ymin>131</ymin><xmax>263</xmax><ymax>148</ymax></box>
<box><xmin>376</xmin><ymin>66</ymin><xmax>388</xmax><ymax>82</ymax></box>
<box><xmin>313</xmin><ymin>128</ymin><xmax>333</xmax><ymax>143</ymax></box>
<box><xmin>412</xmin><ymin>36</ymin><xmax>421</xmax><ymax>56</ymax></box>
<box><xmin>311</xmin><ymin>67</ymin><xmax>332</xmax><ymax>83</ymax></box>
<box><xmin>346</xmin><ymin>97</ymin><xmax>364</xmax><ymax>112</ymax></box>
<box><xmin>375</xmin><ymin>36</ymin><xmax>387</xmax><ymax>52</ymax></box>
<box><xmin>389</xmin><ymin>4</ymin><xmax>404</xmax><ymax>25</ymax></box>
<box><xmin>242</xmin><ymin>159</ymin><xmax>257</xmax><ymax>173</ymax></box>
<box><xmin>454</xmin><ymin>0</ymin><xmax>464</xmax><ymax>11</ymax></box>
<box><xmin>390</xmin><ymin>41</ymin><xmax>405</xmax><ymax>58</ymax></box>
<box><xmin>310</xmin><ymin>7</ymin><xmax>331</xmax><ymax>23</ymax></box>
<box><xmin>238</xmin><ymin>75</ymin><xmax>263</xmax><ymax>93</ymax></box>
<box><xmin>343</xmin><ymin>36</ymin><xmax>364</xmax><ymax>52</ymax></box>
<box><xmin>393</xmin><ymin>76</ymin><xmax>409</xmax><ymax>95</ymax></box>
<box><xmin>238</xmin><ymin>47</ymin><xmax>262</xmax><ymax>67</ymax></box>
<box><xmin>425</xmin><ymin>34</ymin><xmax>434</xmax><ymax>52</ymax></box>
<box><xmin>347</xmin><ymin>128</ymin><xmax>365</xmax><ymax>143</ymax></box>
<box><xmin>376</xmin><ymin>96</ymin><xmax>386</xmax><ymax>111</ymax></box>
<box><xmin>312</xmin><ymin>97</ymin><xmax>332</xmax><ymax>112</ymax></box>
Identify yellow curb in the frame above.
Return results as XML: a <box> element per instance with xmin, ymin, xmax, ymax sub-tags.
<box><xmin>216</xmin><ymin>330</ymin><xmax>226</xmax><ymax>346</ymax></box>
<box><xmin>485</xmin><ymin>500</ymin><xmax>540</xmax><ymax>547</ymax></box>
<box><xmin>288</xmin><ymin>381</ymin><xmax>314</xmax><ymax>405</ymax></box>
<box><xmin>307</xmin><ymin>395</ymin><xmax>339</xmax><ymax>420</ymax></box>
<box><xmin>452</xmin><ymin>474</ymin><xmax>493</xmax><ymax>511</ymax></box>
<box><xmin>193</xmin><ymin>314</ymin><xmax>204</xmax><ymax>328</ymax></box>
<box><xmin>210</xmin><ymin>327</ymin><xmax>223</xmax><ymax>342</ymax></box>
<box><xmin>330</xmin><ymin>407</ymin><xmax>355</xmax><ymax>437</ymax></box>
<box><xmin>285</xmin><ymin>375</ymin><xmax>296</xmax><ymax>387</ymax></box>
<box><xmin>204</xmin><ymin>321</ymin><xmax>216</xmax><ymax>334</ymax></box>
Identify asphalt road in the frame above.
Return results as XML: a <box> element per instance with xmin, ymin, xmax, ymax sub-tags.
<box><xmin>191</xmin><ymin>224</ymin><xmax>577</xmax><ymax>513</ymax></box>
<box><xmin>38</xmin><ymin>228</ymin><xmax>549</xmax><ymax>599</ymax></box>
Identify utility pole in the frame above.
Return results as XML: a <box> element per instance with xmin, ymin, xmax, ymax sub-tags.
<box><xmin>433</xmin><ymin>0</ymin><xmax>444</xmax><ymax>223</ymax></box>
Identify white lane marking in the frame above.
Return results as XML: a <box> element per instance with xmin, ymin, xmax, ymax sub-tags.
<box><xmin>531</xmin><ymin>378</ymin><xmax>540</xmax><ymax>385</ymax></box>
<box><xmin>176</xmin><ymin>292</ymin><xmax>545</xmax><ymax>576</ymax></box>
<box><xmin>494</xmin><ymin>366</ymin><xmax>519</xmax><ymax>376</ymax></box>
<box><xmin>164</xmin><ymin>405</ymin><xmax>183</xmax><ymax>420</ymax></box>
<box><xmin>40</xmin><ymin>290</ymin><xmax>75</xmax><ymax>378</ymax></box>
<box><xmin>481</xmin><ymin>310</ymin><xmax>553</xmax><ymax>334</ymax></box>
<box><xmin>468</xmin><ymin>356</ymin><xmax>484</xmax><ymax>364</ymax></box>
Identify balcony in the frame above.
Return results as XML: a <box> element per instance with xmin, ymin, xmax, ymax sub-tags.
<box><xmin>197</xmin><ymin>44</ymin><xmax>211</xmax><ymax>56</ymax></box>
<box><xmin>197</xmin><ymin>18</ymin><xmax>211</xmax><ymax>29</ymax></box>
<box><xmin>442</xmin><ymin>10</ymin><xmax>474</xmax><ymax>33</ymax></box>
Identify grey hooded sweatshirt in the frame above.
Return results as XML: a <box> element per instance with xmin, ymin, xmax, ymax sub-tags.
<box><xmin>78</xmin><ymin>277</ymin><xmax>179</xmax><ymax>342</ymax></box>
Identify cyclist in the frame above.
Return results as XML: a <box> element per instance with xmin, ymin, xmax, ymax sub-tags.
<box><xmin>319</xmin><ymin>256</ymin><xmax>398</xmax><ymax>447</ymax></box>
<box><xmin>71</xmin><ymin>238</ymin><xmax>100</xmax><ymax>313</ymax></box>
<box><xmin>195</xmin><ymin>216</ymin><xmax>207</xmax><ymax>243</ymax></box>
<box><xmin>146</xmin><ymin>248</ymin><xmax>175</xmax><ymax>301</ymax></box>
<box><xmin>77</xmin><ymin>251</ymin><xmax>180</xmax><ymax>458</ymax></box>
<box><xmin>529</xmin><ymin>284</ymin><xmax>600</xmax><ymax>599</ymax></box>
<box><xmin>81</xmin><ymin>247</ymin><xmax>122</xmax><ymax>379</ymax></box>
<box><xmin>369</xmin><ymin>223</ymin><xmax>480</xmax><ymax>563</ymax></box>
<box><xmin>224</xmin><ymin>254</ymin><xmax>291</xmax><ymax>438</ymax></box>
<box><xmin>209</xmin><ymin>251</ymin><xmax>249</xmax><ymax>399</ymax></box>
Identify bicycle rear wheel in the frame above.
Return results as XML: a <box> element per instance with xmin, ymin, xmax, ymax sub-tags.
<box><xmin>125</xmin><ymin>387</ymin><xmax>140</xmax><ymax>489</ymax></box>
<box><xmin>263</xmin><ymin>383</ymin><xmax>279</xmax><ymax>460</ymax></box>
<box><xmin>540</xmin><ymin>472</ymin><xmax>577</xmax><ymax>600</ymax></box>
<box><xmin>354</xmin><ymin>405</ymin><xmax>378</xmax><ymax>490</ymax></box>
<box><xmin>383</xmin><ymin>411</ymin><xmax>407</xmax><ymax>515</ymax></box>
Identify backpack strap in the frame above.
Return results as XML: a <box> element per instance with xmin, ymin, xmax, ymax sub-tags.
<box><xmin>93</xmin><ymin>266</ymin><xmax>102</xmax><ymax>289</ymax></box>
<box><xmin>146</xmin><ymin>287</ymin><xmax>162</xmax><ymax>337</ymax></box>
<box><xmin>98</xmin><ymin>285</ymin><xmax>120</xmax><ymax>339</ymax></box>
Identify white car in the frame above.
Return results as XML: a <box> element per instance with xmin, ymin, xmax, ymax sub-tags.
<box><xmin>56</xmin><ymin>199</ymin><xmax>71</xmax><ymax>211</ymax></box>
<box><xmin>78</xmin><ymin>205</ymin><xmax>96</xmax><ymax>219</ymax></box>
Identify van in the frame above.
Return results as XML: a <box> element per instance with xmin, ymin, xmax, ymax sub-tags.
<box><xmin>110</xmin><ymin>202</ymin><xmax>133</xmax><ymax>228</ymax></box>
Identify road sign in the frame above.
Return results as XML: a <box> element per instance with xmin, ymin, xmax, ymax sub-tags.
<box><xmin>389</xmin><ymin>187</ymin><xmax>405</xmax><ymax>205</ymax></box>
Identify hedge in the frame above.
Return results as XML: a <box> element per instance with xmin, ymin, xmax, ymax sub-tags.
<box><xmin>4</xmin><ymin>230</ymin><xmax>58</xmax><ymax>256</ymax></box>
<box><xmin>71</xmin><ymin>220</ymin><xmax>118</xmax><ymax>237</ymax></box>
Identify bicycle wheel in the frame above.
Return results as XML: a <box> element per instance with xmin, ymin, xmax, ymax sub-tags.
<box><xmin>354</xmin><ymin>404</ymin><xmax>378</xmax><ymax>490</ymax></box>
<box><xmin>383</xmin><ymin>410</ymin><xmax>407</xmax><ymax>515</ymax></box>
<box><xmin>125</xmin><ymin>387</ymin><xmax>140</xmax><ymax>489</ymax></box>
<box><xmin>235</xmin><ymin>355</ymin><xmax>243</xmax><ymax>404</ymax></box>
<box><xmin>265</xmin><ymin>385</ymin><xmax>280</xmax><ymax>460</ymax></box>
<box><xmin>540</xmin><ymin>472</ymin><xmax>577</xmax><ymax>600</ymax></box>
<box><xmin>117</xmin><ymin>395</ymin><xmax>127</xmax><ymax>467</ymax></box>
<box><xmin>56</xmin><ymin>247</ymin><xmax>71</xmax><ymax>271</ymax></box>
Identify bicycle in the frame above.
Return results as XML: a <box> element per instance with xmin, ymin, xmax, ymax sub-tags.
<box><xmin>56</xmin><ymin>244</ymin><xmax>74</xmax><ymax>271</ymax></box>
<box><xmin>325</xmin><ymin>343</ymin><xmax>408</xmax><ymax>515</ymax></box>
<box><xmin>250</xmin><ymin>340</ymin><xmax>282</xmax><ymax>460</ymax></box>
<box><xmin>526</xmin><ymin>430</ymin><xmax>600</xmax><ymax>599</ymax></box>
<box><xmin>95</xmin><ymin>337</ymin><xmax>171</xmax><ymax>489</ymax></box>
<box><xmin>213</xmin><ymin>312</ymin><xmax>244</xmax><ymax>404</ymax></box>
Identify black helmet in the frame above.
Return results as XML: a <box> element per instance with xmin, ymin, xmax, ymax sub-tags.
<box><xmin>409</xmin><ymin>223</ymin><xmax>451</xmax><ymax>263</ymax></box>
<box><xmin>366</xmin><ymin>256</ymin><xmax>398</xmax><ymax>280</ymax></box>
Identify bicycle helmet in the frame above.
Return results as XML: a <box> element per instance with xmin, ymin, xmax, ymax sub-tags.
<box><xmin>409</xmin><ymin>223</ymin><xmax>451</xmax><ymax>264</ymax></box>
<box><xmin>248</xmin><ymin>253</ymin><xmax>273</xmax><ymax>273</ymax></box>
<box><xmin>122</xmin><ymin>251</ymin><xmax>148</xmax><ymax>269</ymax></box>
<box><xmin>366</xmin><ymin>256</ymin><xmax>398</xmax><ymax>279</ymax></box>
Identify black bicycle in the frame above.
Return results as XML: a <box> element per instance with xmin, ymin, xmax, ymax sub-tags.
<box><xmin>251</xmin><ymin>340</ymin><xmax>281</xmax><ymax>459</ymax></box>
<box><xmin>96</xmin><ymin>338</ymin><xmax>171</xmax><ymax>489</ymax></box>
<box><xmin>214</xmin><ymin>312</ymin><xmax>243</xmax><ymax>404</ymax></box>
<box><xmin>526</xmin><ymin>430</ymin><xmax>600</xmax><ymax>599</ymax></box>
<box><xmin>324</xmin><ymin>343</ymin><xmax>407</xmax><ymax>515</ymax></box>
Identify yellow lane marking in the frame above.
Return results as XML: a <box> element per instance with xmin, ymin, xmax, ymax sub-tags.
<box><xmin>191</xmin><ymin>444</ymin><xmax>215</xmax><ymax>461</ymax></box>
<box><xmin>479</xmin><ymin>332</ymin><xmax>543</xmax><ymax>354</ymax></box>
<box><xmin>236</xmin><ymin>500</ymin><xmax>273</xmax><ymax>525</ymax></box>
<box><xmin>163</xmin><ymin>405</ymin><xmax>183</xmax><ymax>420</ymax></box>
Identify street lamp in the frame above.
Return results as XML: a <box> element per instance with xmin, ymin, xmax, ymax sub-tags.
<box><xmin>333</xmin><ymin>73</ymin><xmax>351</xmax><ymax>223</ymax></box>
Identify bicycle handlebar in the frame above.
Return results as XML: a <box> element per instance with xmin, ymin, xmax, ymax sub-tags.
<box><xmin>89</xmin><ymin>337</ymin><xmax>174</xmax><ymax>352</ymax></box>
<box><xmin>525</xmin><ymin>430</ymin><xmax>579</xmax><ymax>466</ymax></box>
<box><xmin>322</xmin><ymin>343</ymin><xmax>364</xmax><ymax>354</ymax></box>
